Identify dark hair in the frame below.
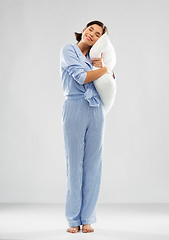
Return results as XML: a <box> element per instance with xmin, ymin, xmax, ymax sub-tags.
<box><xmin>74</xmin><ymin>20</ymin><xmax>108</xmax><ymax>43</ymax></box>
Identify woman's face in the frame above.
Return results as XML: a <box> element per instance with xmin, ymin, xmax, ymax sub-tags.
<box><xmin>81</xmin><ymin>24</ymin><xmax>103</xmax><ymax>46</ymax></box>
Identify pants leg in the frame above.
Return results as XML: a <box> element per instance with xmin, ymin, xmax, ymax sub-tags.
<box><xmin>62</xmin><ymin>99</ymin><xmax>105</xmax><ymax>227</ymax></box>
<box><xmin>62</xmin><ymin>99</ymin><xmax>85</xmax><ymax>227</ymax></box>
<box><xmin>80</xmin><ymin>101</ymin><xmax>105</xmax><ymax>225</ymax></box>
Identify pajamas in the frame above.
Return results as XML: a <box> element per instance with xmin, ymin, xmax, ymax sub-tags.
<box><xmin>62</xmin><ymin>98</ymin><xmax>105</xmax><ymax>227</ymax></box>
<box><xmin>60</xmin><ymin>43</ymin><xmax>106</xmax><ymax>227</ymax></box>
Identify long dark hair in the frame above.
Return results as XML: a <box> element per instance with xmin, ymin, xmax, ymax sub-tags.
<box><xmin>74</xmin><ymin>20</ymin><xmax>108</xmax><ymax>43</ymax></box>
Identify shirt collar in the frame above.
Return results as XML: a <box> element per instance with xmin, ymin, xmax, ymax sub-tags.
<box><xmin>72</xmin><ymin>43</ymin><xmax>92</xmax><ymax>67</ymax></box>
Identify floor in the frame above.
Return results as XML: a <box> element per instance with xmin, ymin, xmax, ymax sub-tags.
<box><xmin>0</xmin><ymin>203</ymin><xmax>169</xmax><ymax>240</ymax></box>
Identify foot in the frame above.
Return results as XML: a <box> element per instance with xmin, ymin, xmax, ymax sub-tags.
<box><xmin>82</xmin><ymin>224</ymin><xmax>94</xmax><ymax>233</ymax></box>
<box><xmin>66</xmin><ymin>225</ymin><xmax>80</xmax><ymax>233</ymax></box>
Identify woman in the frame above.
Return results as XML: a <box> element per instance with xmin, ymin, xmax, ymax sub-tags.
<box><xmin>60</xmin><ymin>20</ymin><xmax>115</xmax><ymax>233</ymax></box>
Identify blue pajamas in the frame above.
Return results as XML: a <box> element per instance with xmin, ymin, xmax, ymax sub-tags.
<box><xmin>60</xmin><ymin>43</ymin><xmax>106</xmax><ymax>227</ymax></box>
<box><xmin>62</xmin><ymin>98</ymin><xmax>105</xmax><ymax>227</ymax></box>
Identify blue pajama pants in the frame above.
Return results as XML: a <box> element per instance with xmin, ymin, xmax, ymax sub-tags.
<box><xmin>62</xmin><ymin>98</ymin><xmax>105</xmax><ymax>227</ymax></box>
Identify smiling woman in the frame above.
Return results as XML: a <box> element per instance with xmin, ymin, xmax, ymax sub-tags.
<box><xmin>74</xmin><ymin>20</ymin><xmax>108</xmax><ymax>44</ymax></box>
<box><xmin>74</xmin><ymin>22</ymin><xmax>110</xmax><ymax>84</ymax></box>
<box><xmin>60</xmin><ymin>20</ymin><xmax>112</xmax><ymax>234</ymax></box>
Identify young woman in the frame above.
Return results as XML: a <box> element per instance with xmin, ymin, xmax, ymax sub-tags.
<box><xmin>60</xmin><ymin>20</ymin><xmax>115</xmax><ymax>234</ymax></box>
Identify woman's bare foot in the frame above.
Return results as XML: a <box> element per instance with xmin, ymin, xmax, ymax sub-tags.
<box><xmin>82</xmin><ymin>224</ymin><xmax>94</xmax><ymax>233</ymax></box>
<box><xmin>66</xmin><ymin>225</ymin><xmax>80</xmax><ymax>233</ymax></box>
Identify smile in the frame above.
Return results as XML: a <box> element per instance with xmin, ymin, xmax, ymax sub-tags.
<box><xmin>86</xmin><ymin>35</ymin><xmax>92</xmax><ymax>41</ymax></box>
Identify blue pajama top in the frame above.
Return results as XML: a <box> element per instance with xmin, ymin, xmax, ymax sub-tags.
<box><xmin>59</xmin><ymin>43</ymin><xmax>102</xmax><ymax>107</ymax></box>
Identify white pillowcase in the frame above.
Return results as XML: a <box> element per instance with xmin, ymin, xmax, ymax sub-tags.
<box><xmin>89</xmin><ymin>32</ymin><xmax>117</xmax><ymax>115</ymax></box>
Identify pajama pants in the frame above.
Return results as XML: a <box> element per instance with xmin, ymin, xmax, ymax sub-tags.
<box><xmin>62</xmin><ymin>97</ymin><xmax>105</xmax><ymax>227</ymax></box>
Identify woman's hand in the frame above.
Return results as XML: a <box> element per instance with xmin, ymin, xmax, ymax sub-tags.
<box><xmin>90</xmin><ymin>52</ymin><xmax>105</xmax><ymax>68</ymax></box>
<box><xmin>91</xmin><ymin>53</ymin><xmax>116</xmax><ymax>79</ymax></box>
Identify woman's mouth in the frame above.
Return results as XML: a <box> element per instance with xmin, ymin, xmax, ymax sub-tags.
<box><xmin>86</xmin><ymin>35</ymin><xmax>92</xmax><ymax>41</ymax></box>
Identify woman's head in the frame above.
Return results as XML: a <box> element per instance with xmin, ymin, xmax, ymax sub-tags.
<box><xmin>74</xmin><ymin>20</ymin><xmax>108</xmax><ymax>47</ymax></box>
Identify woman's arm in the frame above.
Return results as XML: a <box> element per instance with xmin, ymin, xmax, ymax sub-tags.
<box><xmin>83</xmin><ymin>66</ymin><xmax>108</xmax><ymax>84</ymax></box>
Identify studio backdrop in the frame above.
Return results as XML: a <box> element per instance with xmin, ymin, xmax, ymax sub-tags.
<box><xmin>0</xmin><ymin>0</ymin><xmax>169</xmax><ymax>203</ymax></box>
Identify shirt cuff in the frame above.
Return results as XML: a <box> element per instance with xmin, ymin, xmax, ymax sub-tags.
<box><xmin>75</xmin><ymin>71</ymin><xmax>87</xmax><ymax>85</ymax></box>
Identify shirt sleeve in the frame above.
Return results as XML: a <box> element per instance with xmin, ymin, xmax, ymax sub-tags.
<box><xmin>60</xmin><ymin>44</ymin><xmax>87</xmax><ymax>85</ymax></box>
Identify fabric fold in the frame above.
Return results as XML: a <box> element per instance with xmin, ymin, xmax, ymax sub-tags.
<box><xmin>84</xmin><ymin>88</ymin><xmax>100</xmax><ymax>107</ymax></box>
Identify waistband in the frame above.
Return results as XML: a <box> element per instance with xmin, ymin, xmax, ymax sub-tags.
<box><xmin>65</xmin><ymin>89</ymin><xmax>101</xmax><ymax>107</ymax></box>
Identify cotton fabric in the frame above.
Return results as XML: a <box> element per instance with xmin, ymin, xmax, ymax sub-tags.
<box><xmin>60</xmin><ymin>42</ymin><xmax>106</xmax><ymax>227</ymax></box>
<box><xmin>62</xmin><ymin>98</ymin><xmax>105</xmax><ymax>227</ymax></box>
<box><xmin>60</xmin><ymin>43</ymin><xmax>103</xmax><ymax>107</ymax></box>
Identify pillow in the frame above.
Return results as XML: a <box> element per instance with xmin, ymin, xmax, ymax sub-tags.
<box><xmin>89</xmin><ymin>32</ymin><xmax>117</xmax><ymax>115</ymax></box>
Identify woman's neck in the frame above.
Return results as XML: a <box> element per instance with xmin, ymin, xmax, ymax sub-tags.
<box><xmin>77</xmin><ymin>41</ymin><xmax>90</xmax><ymax>57</ymax></box>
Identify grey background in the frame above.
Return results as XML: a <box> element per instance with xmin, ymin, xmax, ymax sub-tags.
<box><xmin>0</xmin><ymin>0</ymin><xmax>169</xmax><ymax>203</ymax></box>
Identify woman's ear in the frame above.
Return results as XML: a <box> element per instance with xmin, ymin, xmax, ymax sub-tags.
<box><xmin>82</xmin><ymin>28</ymin><xmax>86</xmax><ymax>33</ymax></box>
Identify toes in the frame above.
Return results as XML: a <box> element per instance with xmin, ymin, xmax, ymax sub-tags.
<box><xmin>82</xmin><ymin>228</ymin><xmax>94</xmax><ymax>233</ymax></box>
<box><xmin>67</xmin><ymin>227</ymin><xmax>80</xmax><ymax>233</ymax></box>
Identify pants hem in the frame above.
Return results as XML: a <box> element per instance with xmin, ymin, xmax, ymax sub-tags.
<box><xmin>68</xmin><ymin>217</ymin><xmax>97</xmax><ymax>227</ymax></box>
<box><xmin>81</xmin><ymin>217</ymin><xmax>97</xmax><ymax>225</ymax></box>
<box><xmin>68</xmin><ymin>220</ymin><xmax>82</xmax><ymax>228</ymax></box>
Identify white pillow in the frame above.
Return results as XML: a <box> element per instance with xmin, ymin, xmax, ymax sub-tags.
<box><xmin>89</xmin><ymin>32</ymin><xmax>117</xmax><ymax>115</ymax></box>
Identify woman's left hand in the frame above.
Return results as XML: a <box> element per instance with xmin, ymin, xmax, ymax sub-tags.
<box><xmin>91</xmin><ymin>52</ymin><xmax>115</xmax><ymax>79</ymax></box>
<box><xmin>90</xmin><ymin>52</ymin><xmax>104</xmax><ymax>68</ymax></box>
<box><xmin>91</xmin><ymin>61</ymin><xmax>115</xmax><ymax>79</ymax></box>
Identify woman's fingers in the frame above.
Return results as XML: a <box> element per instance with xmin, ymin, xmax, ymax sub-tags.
<box><xmin>90</xmin><ymin>54</ymin><xmax>103</xmax><ymax>62</ymax></box>
<box><xmin>90</xmin><ymin>58</ymin><xmax>101</xmax><ymax>62</ymax></box>
<box><xmin>92</xmin><ymin>63</ymin><xmax>103</xmax><ymax>68</ymax></box>
<box><xmin>91</xmin><ymin>52</ymin><xmax>104</xmax><ymax>68</ymax></box>
<box><xmin>91</xmin><ymin>53</ymin><xmax>103</xmax><ymax>62</ymax></box>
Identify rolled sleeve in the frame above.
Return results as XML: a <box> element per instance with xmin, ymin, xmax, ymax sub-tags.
<box><xmin>60</xmin><ymin>44</ymin><xmax>87</xmax><ymax>85</ymax></box>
